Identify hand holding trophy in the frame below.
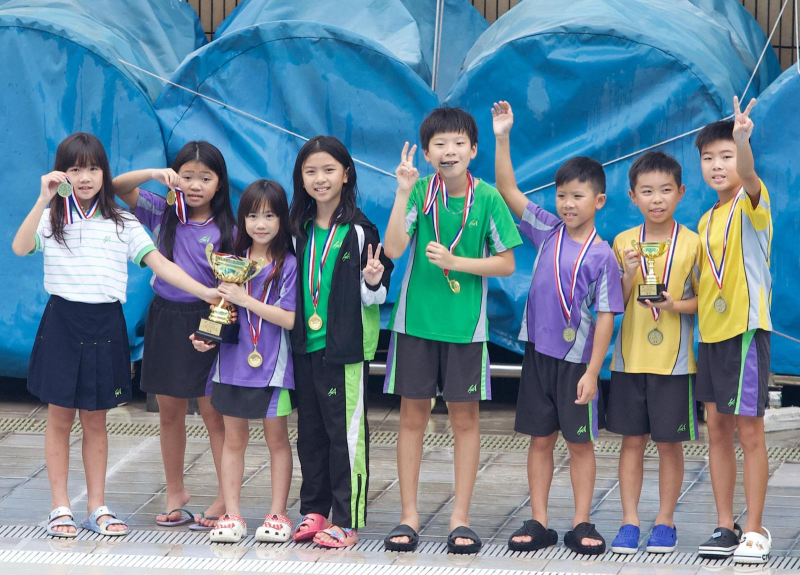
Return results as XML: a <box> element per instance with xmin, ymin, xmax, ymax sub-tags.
<box><xmin>630</xmin><ymin>238</ymin><xmax>671</xmax><ymax>302</ymax></box>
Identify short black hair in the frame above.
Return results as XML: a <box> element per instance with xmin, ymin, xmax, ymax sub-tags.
<box><xmin>419</xmin><ymin>107</ymin><xmax>478</xmax><ymax>151</ymax></box>
<box><xmin>628</xmin><ymin>150</ymin><xmax>682</xmax><ymax>190</ymax></box>
<box><xmin>555</xmin><ymin>157</ymin><xmax>606</xmax><ymax>195</ymax></box>
<box><xmin>695</xmin><ymin>120</ymin><xmax>735</xmax><ymax>154</ymax></box>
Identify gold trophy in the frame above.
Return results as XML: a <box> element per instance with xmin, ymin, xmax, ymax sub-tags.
<box><xmin>631</xmin><ymin>239</ymin><xmax>671</xmax><ymax>302</ymax></box>
<box><xmin>195</xmin><ymin>244</ymin><xmax>264</xmax><ymax>344</ymax></box>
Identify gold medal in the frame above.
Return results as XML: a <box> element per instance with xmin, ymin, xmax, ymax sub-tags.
<box><xmin>308</xmin><ymin>313</ymin><xmax>323</xmax><ymax>331</ymax></box>
<box><xmin>448</xmin><ymin>278</ymin><xmax>461</xmax><ymax>294</ymax></box>
<box><xmin>714</xmin><ymin>296</ymin><xmax>727</xmax><ymax>313</ymax></box>
<box><xmin>562</xmin><ymin>327</ymin><xmax>576</xmax><ymax>342</ymax></box>
<box><xmin>57</xmin><ymin>182</ymin><xmax>72</xmax><ymax>198</ymax></box>
<box><xmin>247</xmin><ymin>349</ymin><xmax>263</xmax><ymax>368</ymax></box>
<box><xmin>647</xmin><ymin>328</ymin><xmax>664</xmax><ymax>346</ymax></box>
<box><xmin>166</xmin><ymin>189</ymin><xmax>177</xmax><ymax>206</ymax></box>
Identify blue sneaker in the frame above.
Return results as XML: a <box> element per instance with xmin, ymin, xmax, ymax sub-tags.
<box><xmin>646</xmin><ymin>524</ymin><xmax>677</xmax><ymax>553</ymax></box>
<box><xmin>611</xmin><ymin>524</ymin><xmax>640</xmax><ymax>554</ymax></box>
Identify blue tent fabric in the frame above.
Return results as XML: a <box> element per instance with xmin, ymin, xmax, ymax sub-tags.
<box><xmin>751</xmin><ymin>67</ymin><xmax>800</xmax><ymax>375</ymax></box>
<box><xmin>0</xmin><ymin>1</ymin><xmax>204</xmax><ymax>378</ymax></box>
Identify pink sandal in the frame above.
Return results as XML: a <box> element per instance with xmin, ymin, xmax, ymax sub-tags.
<box><xmin>292</xmin><ymin>513</ymin><xmax>328</xmax><ymax>542</ymax></box>
<box><xmin>313</xmin><ymin>525</ymin><xmax>358</xmax><ymax>548</ymax></box>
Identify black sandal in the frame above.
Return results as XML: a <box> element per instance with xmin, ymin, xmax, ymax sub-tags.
<box><xmin>564</xmin><ymin>522</ymin><xmax>606</xmax><ymax>555</ymax></box>
<box><xmin>508</xmin><ymin>519</ymin><xmax>558</xmax><ymax>552</ymax></box>
<box><xmin>384</xmin><ymin>524</ymin><xmax>419</xmax><ymax>552</ymax></box>
<box><xmin>447</xmin><ymin>526</ymin><xmax>482</xmax><ymax>554</ymax></box>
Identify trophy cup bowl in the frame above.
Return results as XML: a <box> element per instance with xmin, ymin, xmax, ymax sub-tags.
<box><xmin>194</xmin><ymin>244</ymin><xmax>264</xmax><ymax>344</ymax></box>
<box><xmin>631</xmin><ymin>239</ymin><xmax>671</xmax><ymax>303</ymax></box>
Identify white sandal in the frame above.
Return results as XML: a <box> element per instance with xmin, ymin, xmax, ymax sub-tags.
<box><xmin>733</xmin><ymin>527</ymin><xmax>771</xmax><ymax>565</ymax></box>
<box><xmin>209</xmin><ymin>513</ymin><xmax>246</xmax><ymax>543</ymax></box>
<box><xmin>255</xmin><ymin>513</ymin><xmax>293</xmax><ymax>543</ymax></box>
<box><xmin>46</xmin><ymin>507</ymin><xmax>78</xmax><ymax>538</ymax></box>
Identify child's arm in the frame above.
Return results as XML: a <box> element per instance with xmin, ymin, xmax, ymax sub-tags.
<box><xmin>11</xmin><ymin>172</ymin><xmax>62</xmax><ymax>256</ymax></box>
<box><xmin>425</xmin><ymin>243</ymin><xmax>515</xmax><ymax>277</ymax></box>
<box><xmin>732</xmin><ymin>96</ymin><xmax>761</xmax><ymax>206</ymax></box>
<box><xmin>217</xmin><ymin>283</ymin><xmax>295</xmax><ymax>329</ymax></box>
<box><xmin>142</xmin><ymin>250</ymin><xmax>218</xmax><ymax>304</ymax></box>
<box><xmin>492</xmin><ymin>101</ymin><xmax>529</xmax><ymax>220</ymax></box>
<box><xmin>384</xmin><ymin>143</ymin><xmax>419</xmax><ymax>259</ymax></box>
<box><xmin>112</xmin><ymin>169</ymin><xmax>180</xmax><ymax>210</ymax></box>
<box><xmin>640</xmin><ymin>293</ymin><xmax>697</xmax><ymax>314</ymax></box>
<box><xmin>576</xmin><ymin>311</ymin><xmax>614</xmax><ymax>404</ymax></box>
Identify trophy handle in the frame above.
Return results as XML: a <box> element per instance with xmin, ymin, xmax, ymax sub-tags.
<box><xmin>205</xmin><ymin>243</ymin><xmax>214</xmax><ymax>266</ymax></box>
<box><xmin>243</xmin><ymin>258</ymin><xmax>266</xmax><ymax>284</ymax></box>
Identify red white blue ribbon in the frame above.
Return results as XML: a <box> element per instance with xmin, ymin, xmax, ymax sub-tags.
<box><xmin>63</xmin><ymin>178</ymin><xmax>99</xmax><ymax>225</ymax></box>
<box><xmin>704</xmin><ymin>190</ymin><xmax>743</xmax><ymax>291</ymax></box>
<box><xmin>307</xmin><ymin>223</ymin><xmax>339</xmax><ymax>309</ymax></box>
<box><xmin>245</xmin><ymin>250</ymin><xmax>277</xmax><ymax>350</ymax></box>
<box><xmin>554</xmin><ymin>225</ymin><xmax>597</xmax><ymax>324</ymax></box>
<box><xmin>422</xmin><ymin>172</ymin><xmax>475</xmax><ymax>276</ymax></box>
<box><xmin>638</xmin><ymin>221</ymin><xmax>679</xmax><ymax>322</ymax></box>
<box><xmin>173</xmin><ymin>187</ymin><xmax>214</xmax><ymax>227</ymax></box>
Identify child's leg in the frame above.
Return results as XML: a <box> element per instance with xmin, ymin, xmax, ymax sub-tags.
<box><xmin>735</xmin><ymin>415</ymin><xmax>767</xmax><ymax>534</ymax></box>
<box><xmin>509</xmin><ymin>432</ymin><xmax>557</xmax><ymax>545</ymax></box>
<box><xmin>154</xmin><ymin>395</ymin><xmax>191</xmax><ymax>523</ymax></box>
<box><xmin>448</xmin><ymin>401</ymin><xmax>480</xmax><ymax>542</ymax></box>
<box><xmin>263</xmin><ymin>416</ymin><xmax>292</xmax><ymax>516</ymax></box>
<box><xmin>567</xmin><ymin>440</ymin><xmax>602</xmax><ymax>546</ymax></box>
<box><xmin>654</xmin><ymin>441</ymin><xmax>683</xmax><ymax>527</ymax></box>
<box><xmin>219</xmin><ymin>415</ymin><xmax>249</xmax><ymax>518</ymax></box>
<box><xmin>705</xmin><ymin>402</ymin><xmax>737</xmax><ymax>529</ymax></box>
<box><xmin>79</xmin><ymin>409</ymin><xmax>125</xmax><ymax>532</ymax></box>
<box><xmin>45</xmin><ymin>405</ymin><xmax>77</xmax><ymax>534</ymax></box>
<box><xmin>388</xmin><ymin>397</ymin><xmax>431</xmax><ymax>544</ymax></box>
<box><xmin>197</xmin><ymin>395</ymin><xmax>226</xmax><ymax>524</ymax></box>
<box><xmin>618</xmin><ymin>434</ymin><xmax>648</xmax><ymax>527</ymax></box>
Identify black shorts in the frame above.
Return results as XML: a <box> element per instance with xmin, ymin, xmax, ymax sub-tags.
<box><xmin>140</xmin><ymin>296</ymin><xmax>217</xmax><ymax>398</ymax></box>
<box><xmin>514</xmin><ymin>344</ymin><xmax>601</xmax><ymax>443</ymax></box>
<box><xmin>696</xmin><ymin>329</ymin><xmax>770</xmax><ymax>417</ymax></box>
<box><xmin>606</xmin><ymin>372</ymin><xmax>698</xmax><ymax>443</ymax></box>
<box><xmin>383</xmin><ymin>332</ymin><xmax>490</xmax><ymax>402</ymax></box>
<box><xmin>211</xmin><ymin>381</ymin><xmax>294</xmax><ymax>420</ymax></box>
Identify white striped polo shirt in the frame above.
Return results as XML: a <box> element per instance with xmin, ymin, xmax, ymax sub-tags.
<box><xmin>32</xmin><ymin>207</ymin><xmax>156</xmax><ymax>304</ymax></box>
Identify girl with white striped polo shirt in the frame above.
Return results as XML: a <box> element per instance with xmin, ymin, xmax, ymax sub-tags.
<box><xmin>11</xmin><ymin>133</ymin><xmax>219</xmax><ymax>539</ymax></box>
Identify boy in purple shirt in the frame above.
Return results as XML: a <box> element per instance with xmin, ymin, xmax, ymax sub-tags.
<box><xmin>493</xmin><ymin>101</ymin><xmax>624</xmax><ymax>554</ymax></box>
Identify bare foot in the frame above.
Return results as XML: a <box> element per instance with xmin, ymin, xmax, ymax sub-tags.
<box><xmin>390</xmin><ymin>515</ymin><xmax>419</xmax><ymax>545</ymax></box>
<box><xmin>156</xmin><ymin>488</ymin><xmax>191</xmax><ymax>524</ymax></box>
<box><xmin>95</xmin><ymin>513</ymin><xmax>127</xmax><ymax>533</ymax></box>
<box><xmin>50</xmin><ymin>514</ymin><xmax>77</xmax><ymax>535</ymax></box>
<box><xmin>315</xmin><ymin>525</ymin><xmax>357</xmax><ymax>547</ymax></box>
<box><xmin>197</xmin><ymin>498</ymin><xmax>225</xmax><ymax>528</ymax></box>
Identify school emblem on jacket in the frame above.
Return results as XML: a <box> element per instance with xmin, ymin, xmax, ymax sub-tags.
<box><xmin>341</xmin><ymin>252</ymin><xmax>350</xmax><ymax>261</ymax></box>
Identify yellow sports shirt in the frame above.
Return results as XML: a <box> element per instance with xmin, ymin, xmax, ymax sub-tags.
<box><xmin>610</xmin><ymin>224</ymin><xmax>701</xmax><ymax>375</ymax></box>
<box><xmin>697</xmin><ymin>181</ymin><xmax>772</xmax><ymax>343</ymax></box>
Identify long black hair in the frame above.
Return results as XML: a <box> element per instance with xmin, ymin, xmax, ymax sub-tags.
<box><xmin>234</xmin><ymin>180</ymin><xmax>291</xmax><ymax>296</ymax></box>
<box><xmin>288</xmin><ymin>136</ymin><xmax>359</xmax><ymax>237</ymax></box>
<box><xmin>48</xmin><ymin>133</ymin><xmax>126</xmax><ymax>245</ymax></box>
<box><xmin>159</xmin><ymin>141</ymin><xmax>236</xmax><ymax>259</ymax></box>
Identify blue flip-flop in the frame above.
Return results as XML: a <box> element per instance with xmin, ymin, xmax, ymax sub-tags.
<box><xmin>155</xmin><ymin>508</ymin><xmax>195</xmax><ymax>527</ymax></box>
<box><xmin>46</xmin><ymin>506</ymin><xmax>78</xmax><ymax>538</ymax></box>
<box><xmin>81</xmin><ymin>505</ymin><xmax>128</xmax><ymax>536</ymax></box>
<box><xmin>189</xmin><ymin>512</ymin><xmax>220</xmax><ymax>532</ymax></box>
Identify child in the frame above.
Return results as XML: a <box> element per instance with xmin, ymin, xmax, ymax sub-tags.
<box><xmin>694</xmin><ymin>97</ymin><xmax>772</xmax><ymax>564</ymax></box>
<box><xmin>288</xmin><ymin>135</ymin><xmax>393</xmax><ymax>549</ymax></box>
<box><xmin>191</xmin><ymin>180</ymin><xmax>297</xmax><ymax>544</ymax></box>
<box><xmin>383</xmin><ymin>107</ymin><xmax>522</xmax><ymax>554</ymax></box>
<box><xmin>492</xmin><ymin>101</ymin><xmax>623</xmax><ymax>554</ymax></box>
<box><xmin>113</xmin><ymin>142</ymin><xmax>236</xmax><ymax>531</ymax></box>
<box><xmin>11</xmin><ymin>133</ymin><xmax>219</xmax><ymax>537</ymax></box>
<box><xmin>606</xmin><ymin>151</ymin><xmax>701</xmax><ymax>554</ymax></box>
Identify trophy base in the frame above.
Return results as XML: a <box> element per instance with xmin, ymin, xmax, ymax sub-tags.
<box><xmin>637</xmin><ymin>283</ymin><xmax>666</xmax><ymax>303</ymax></box>
<box><xmin>195</xmin><ymin>318</ymin><xmax>240</xmax><ymax>345</ymax></box>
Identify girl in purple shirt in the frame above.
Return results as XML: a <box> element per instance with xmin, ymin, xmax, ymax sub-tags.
<box><xmin>113</xmin><ymin>142</ymin><xmax>236</xmax><ymax>531</ymax></box>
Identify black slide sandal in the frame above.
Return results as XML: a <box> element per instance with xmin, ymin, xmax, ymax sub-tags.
<box><xmin>564</xmin><ymin>522</ymin><xmax>606</xmax><ymax>555</ymax></box>
<box><xmin>384</xmin><ymin>524</ymin><xmax>419</xmax><ymax>552</ymax></box>
<box><xmin>447</xmin><ymin>526</ymin><xmax>482</xmax><ymax>554</ymax></box>
<box><xmin>508</xmin><ymin>519</ymin><xmax>558</xmax><ymax>552</ymax></box>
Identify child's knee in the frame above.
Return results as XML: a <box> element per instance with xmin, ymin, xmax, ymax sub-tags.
<box><xmin>566</xmin><ymin>439</ymin><xmax>595</xmax><ymax>458</ymax></box>
<box><xmin>530</xmin><ymin>433</ymin><xmax>558</xmax><ymax>452</ymax></box>
<box><xmin>622</xmin><ymin>434</ymin><xmax>649</xmax><ymax>451</ymax></box>
<box><xmin>447</xmin><ymin>402</ymin><xmax>479</xmax><ymax>434</ymax></box>
<box><xmin>400</xmin><ymin>398</ymin><xmax>432</xmax><ymax>429</ymax></box>
<box><xmin>736</xmin><ymin>418</ymin><xmax>766</xmax><ymax>451</ymax></box>
<box><xmin>224</xmin><ymin>426</ymin><xmax>250</xmax><ymax>452</ymax></box>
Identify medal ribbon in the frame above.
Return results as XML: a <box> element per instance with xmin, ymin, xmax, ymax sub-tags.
<box><xmin>422</xmin><ymin>172</ymin><xmax>475</xmax><ymax>278</ymax></box>
<box><xmin>307</xmin><ymin>223</ymin><xmax>339</xmax><ymax>309</ymax></box>
<box><xmin>704</xmin><ymin>190</ymin><xmax>743</xmax><ymax>291</ymax></box>
<box><xmin>63</xmin><ymin>179</ymin><xmax>99</xmax><ymax>225</ymax></box>
<box><xmin>638</xmin><ymin>221</ymin><xmax>679</xmax><ymax>322</ymax></box>
<box><xmin>554</xmin><ymin>225</ymin><xmax>597</xmax><ymax>324</ymax></box>
<box><xmin>172</xmin><ymin>187</ymin><xmax>214</xmax><ymax>227</ymax></box>
<box><xmin>245</xmin><ymin>250</ymin><xmax>277</xmax><ymax>350</ymax></box>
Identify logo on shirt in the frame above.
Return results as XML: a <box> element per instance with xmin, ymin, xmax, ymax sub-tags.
<box><xmin>328</xmin><ymin>388</ymin><xmax>337</xmax><ymax>396</ymax></box>
<box><xmin>103</xmin><ymin>235</ymin><xmax>111</xmax><ymax>244</ymax></box>
<box><xmin>577</xmin><ymin>425</ymin><xmax>587</xmax><ymax>435</ymax></box>
<box><xmin>199</xmin><ymin>236</ymin><xmax>211</xmax><ymax>244</ymax></box>
<box><xmin>469</xmin><ymin>219</ymin><xmax>478</xmax><ymax>228</ymax></box>
<box><xmin>333</xmin><ymin>241</ymin><xmax>343</xmax><ymax>249</ymax></box>
<box><xmin>467</xmin><ymin>384</ymin><xmax>477</xmax><ymax>394</ymax></box>
<box><xmin>728</xmin><ymin>397</ymin><xmax>736</xmax><ymax>407</ymax></box>
<box><xmin>341</xmin><ymin>252</ymin><xmax>350</xmax><ymax>261</ymax></box>
<box><xmin>677</xmin><ymin>423</ymin><xmax>687</xmax><ymax>433</ymax></box>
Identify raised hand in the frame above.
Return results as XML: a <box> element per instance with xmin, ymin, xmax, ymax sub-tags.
<box><xmin>491</xmin><ymin>101</ymin><xmax>514</xmax><ymax>137</ymax></box>
<box><xmin>396</xmin><ymin>142</ymin><xmax>419</xmax><ymax>195</ymax></box>
<box><xmin>151</xmin><ymin>168</ymin><xmax>180</xmax><ymax>189</ymax></box>
<box><xmin>732</xmin><ymin>95</ymin><xmax>756</xmax><ymax>142</ymax></box>
<box><xmin>362</xmin><ymin>243</ymin><xmax>385</xmax><ymax>286</ymax></box>
<box><xmin>40</xmin><ymin>171</ymin><xmax>68</xmax><ymax>202</ymax></box>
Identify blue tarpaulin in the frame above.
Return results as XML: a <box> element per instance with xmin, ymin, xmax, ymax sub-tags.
<box><xmin>0</xmin><ymin>0</ymin><xmax>204</xmax><ymax>377</ymax></box>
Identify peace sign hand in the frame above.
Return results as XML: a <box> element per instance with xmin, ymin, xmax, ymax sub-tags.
<box><xmin>396</xmin><ymin>142</ymin><xmax>419</xmax><ymax>196</ymax></box>
<box><xmin>733</xmin><ymin>95</ymin><xmax>756</xmax><ymax>142</ymax></box>
<box><xmin>363</xmin><ymin>243</ymin><xmax>385</xmax><ymax>286</ymax></box>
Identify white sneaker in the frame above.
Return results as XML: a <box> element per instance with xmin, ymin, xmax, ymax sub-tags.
<box><xmin>733</xmin><ymin>528</ymin><xmax>771</xmax><ymax>565</ymax></box>
<box><xmin>209</xmin><ymin>513</ymin><xmax>247</xmax><ymax>543</ymax></box>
